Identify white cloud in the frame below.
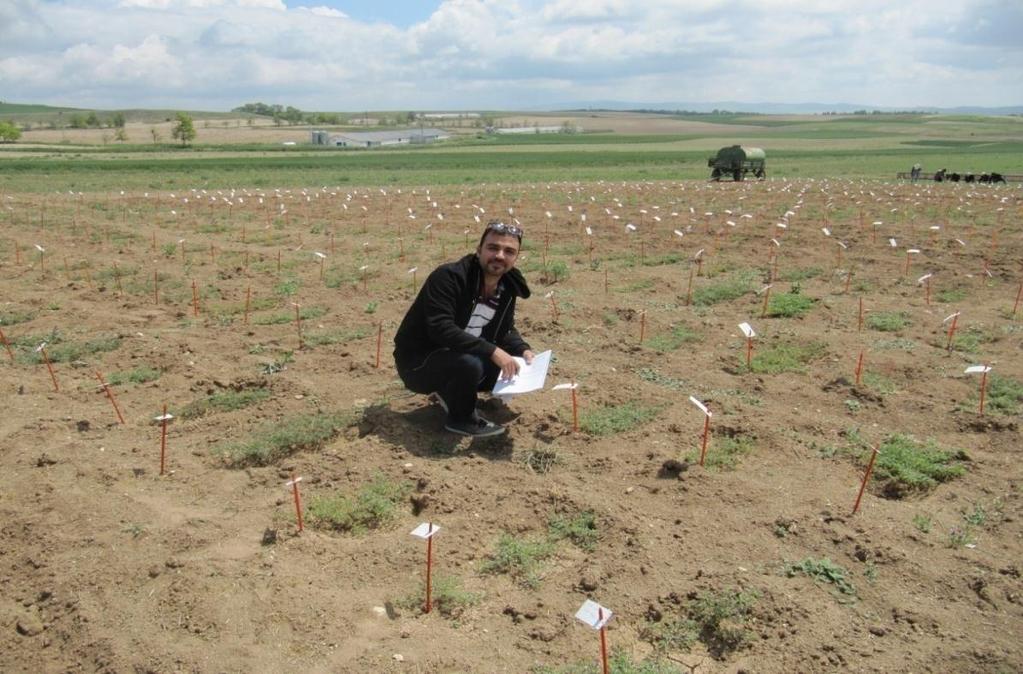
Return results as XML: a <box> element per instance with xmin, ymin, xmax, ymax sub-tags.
<box><xmin>0</xmin><ymin>0</ymin><xmax>1018</xmax><ymax>110</ymax></box>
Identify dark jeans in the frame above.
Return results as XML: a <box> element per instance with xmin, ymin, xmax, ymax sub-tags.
<box><xmin>397</xmin><ymin>350</ymin><xmax>500</xmax><ymax>423</ymax></box>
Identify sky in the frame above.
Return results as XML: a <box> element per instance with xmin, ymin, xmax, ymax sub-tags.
<box><xmin>1</xmin><ymin>0</ymin><xmax>1021</xmax><ymax>112</ymax></box>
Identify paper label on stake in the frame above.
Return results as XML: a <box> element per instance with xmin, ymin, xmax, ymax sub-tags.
<box><xmin>965</xmin><ymin>365</ymin><xmax>991</xmax><ymax>374</ymax></box>
<box><xmin>907</xmin><ymin>249</ymin><xmax>921</xmax><ymax>255</ymax></box>
<box><xmin>917</xmin><ymin>273</ymin><xmax>932</xmax><ymax>284</ymax></box>
<box><xmin>821</xmin><ymin>227</ymin><xmax>831</xmax><ymax>236</ymax></box>
<box><xmin>739</xmin><ymin>322</ymin><xmax>756</xmax><ymax>338</ymax></box>
<box><xmin>286</xmin><ymin>476</ymin><xmax>303</xmax><ymax>487</ymax></box>
<box><xmin>943</xmin><ymin>312</ymin><xmax>960</xmax><ymax>323</ymax></box>
<box><xmin>889</xmin><ymin>238</ymin><xmax>897</xmax><ymax>247</ymax></box>
<box><xmin>673</xmin><ymin>229</ymin><xmax>684</xmax><ymax>238</ymax></box>
<box><xmin>625</xmin><ymin>223</ymin><xmax>637</xmax><ymax>231</ymax></box>
<box><xmin>410</xmin><ymin>522</ymin><xmax>440</xmax><ymax>539</ymax></box>
<box><xmin>575</xmin><ymin>599</ymin><xmax>612</xmax><ymax>630</ymax></box>
<box><xmin>551</xmin><ymin>382</ymin><xmax>578</xmax><ymax>391</ymax></box>
<box><xmin>34</xmin><ymin>342</ymin><xmax>47</xmax><ymax>352</ymax></box>
<box><xmin>154</xmin><ymin>413</ymin><xmax>175</xmax><ymax>422</ymax></box>
<box><xmin>407</xmin><ymin>267</ymin><xmax>417</xmax><ymax>274</ymax></box>
<box><xmin>689</xmin><ymin>396</ymin><xmax>711</xmax><ymax>417</ymax></box>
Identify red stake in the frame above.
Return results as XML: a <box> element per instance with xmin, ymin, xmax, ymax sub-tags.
<box><xmin>844</xmin><ymin>270</ymin><xmax>852</xmax><ymax>294</ymax></box>
<box><xmin>0</xmin><ymin>327</ymin><xmax>14</xmax><ymax>364</ymax></box>
<box><xmin>153</xmin><ymin>270</ymin><xmax>160</xmax><ymax>305</ymax></box>
<box><xmin>244</xmin><ymin>286</ymin><xmax>251</xmax><ymax>326</ymax></box>
<box><xmin>852</xmin><ymin>443</ymin><xmax>880</xmax><ymax>515</ymax></box>
<box><xmin>95</xmin><ymin>371</ymin><xmax>126</xmax><ymax>424</ymax></box>
<box><xmin>37</xmin><ymin>344</ymin><xmax>59</xmax><ymax>392</ymax></box>
<box><xmin>857</xmin><ymin>297</ymin><xmax>864</xmax><ymax>332</ymax></box>
<box><xmin>598</xmin><ymin>608</ymin><xmax>610</xmax><ymax>674</ymax></box>
<box><xmin>375</xmin><ymin>322</ymin><xmax>383</xmax><ymax>369</ymax></box>
<box><xmin>979</xmin><ymin>369</ymin><xmax>989</xmax><ymax>416</ymax></box>
<box><xmin>604</xmin><ymin>268</ymin><xmax>609</xmax><ymax>295</ymax></box>
<box><xmin>686</xmin><ymin>266</ymin><xmax>695</xmax><ymax>306</ymax></box>
<box><xmin>157</xmin><ymin>404</ymin><xmax>172</xmax><ymax>476</ymax></box>
<box><xmin>854</xmin><ymin>351</ymin><xmax>864</xmax><ymax>386</ymax></box>
<box><xmin>945</xmin><ymin>313</ymin><xmax>959</xmax><ymax>351</ymax></box>
<box><xmin>746</xmin><ymin>335</ymin><xmax>754</xmax><ymax>371</ymax></box>
<box><xmin>1013</xmin><ymin>281</ymin><xmax>1023</xmax><ymax>319</ymax></box>
<box><xmin>425</xmin><ymin>523</ymin><xmax>434</xmax><ymax>614</ymax></box>
<box><xmin>761</xmin><ymin>285</ymin><xmax>772</xmax><ymax>318</ymax></box>
<box><xmin>571</xmin><ymin>385</ymin><xmax>579</xmax><ymax>433</ymax></box>
<box><xmin>293</xmin><ymin>303</ymin><xmax>303</xmax><ymax>349</ymax></box>
<box><xmin>288</xmin><ymin>474</ymin><xmax>304</xmax><ymax>532</ymax></box>
<box><xmin>191</xmin><ymin>279</ymin><xmax>200</xmax><ymax>316</ymax></box>
<box><xmin>639</xmin><ymin>310</ymin><xmax>646</xmax><ymax>343</ymax></box>
<box><xmin>699</xmin><ymin>412</ymin><xmax>711</xmax><ymax>466</ymax></box>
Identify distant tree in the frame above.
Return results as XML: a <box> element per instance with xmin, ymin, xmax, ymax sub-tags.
<box><xmin>85</xmin><ymin>112</ymin><xmax>101</xmax><ymax>128</ymax></box>
<box><xmin>150</xmin><ymin>126</ymin><xmax>161</xmax><ymax>144</ymax></box>
<box><xmin>114</xmin><ymin>128</ymin><xmax>128</xmax><ymax>142</ymax></box>
<box><xmin>0</xmin><ymin>121</ymin><xmax>22</xmax><ymax>142</ymax></box>
<box><xmin>69</xmin><ymin>114</ymin><xmax>86</xmax><ymax>129</ymax></box>
<box><xmin>111</xmin><ymin>112</ymin><xmax>126</xmax><ymax>128</ymax></box>
<box><xmin>171</xmin><ymin>112</ymin><xmax>196</xmax><ymax>146</ymax></box>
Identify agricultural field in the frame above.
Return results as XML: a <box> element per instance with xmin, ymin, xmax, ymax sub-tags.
<box><xmin>1</xmin><ymin>113</ymin><xmax>1022</xmax><ymax>672</ymax></box>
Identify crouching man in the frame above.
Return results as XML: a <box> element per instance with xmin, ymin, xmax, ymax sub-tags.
<box><xmin>393</xmin><ymin>221</ymin><xmax>534</xmax><ymax>437</ymax></box>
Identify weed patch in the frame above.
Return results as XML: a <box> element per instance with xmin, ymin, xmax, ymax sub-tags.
<box><xmin>180</xmin><ymin>388</ymin><xmax>270</xmax><ymax>419</ymax></box>
<box><xmin>214</xmin><ymin>411</ymin><xmax>351</xmax><ymax>466</ymax></box>
<box><xmin>307</xmin><ymin>473</ymin><xmax>411</xmax><ymax>534</ymax></box>
<box><xmin>981</xmin><ymin>375</ymin><xmax>1023</xmax><ymax>415</ymax></box>
<box><xmin>548</xmin><ymin>511</ymin><xmax>598</xmax><ymax>551</ymax></box>
<box><xmin>686</xmin><ymin>436</ymin><xmax>754</xmax><ymax>471</ymax></box>
<box><xmin>750</xmin><ymin>341</ymin><xmax>827</xmax><ymax>374</ymax></box>
<box><xmin>636</xmin><ymin>367</ymin><xmax>687</xmax><ymax>390</ymax></box>
<box><xmin>786</xmin><ymin>558</ymin><xmax>856</xmax><ymax>596</ymax></box>
<box><xmin>645</xmin><ymin>324</ymin><xmax>698</xmax><ymax>352</ymax></box>
<box><xmin>693</xmin><ymin>271</ymin><xmax>756</xmax><ymax>306</ymax></box>
<box><xmin>480</xmin><ymin>534</ymin><xmax>555</xmax><ymax>588</ymax></box>
<box><xmin>870</xmin><ymin>434</ymin><xmax>966</xmax><ymax>498</ymax></box>
<box><xmin>106</xmin><ymin>366</ymin><xmax>161</xmax><ymax>386</ymax></box>
<box><xmin>579</xmin><ymin>402</ymin><xmax>661</xmax><ymax>436</ymax></box>
<box><xmin>867</xmin><ymin>311</ymin><xmax>910</xmax><ymax>332</ymax></box>
<box><xmin>765</xmin><ymin>289</ymin><xmax>816</xmax><ymax>318</ymax></box>
<box><xmin>396</xmin><ymin>575</ymin><xmax>481</xmax><ymax>618</ymax></box>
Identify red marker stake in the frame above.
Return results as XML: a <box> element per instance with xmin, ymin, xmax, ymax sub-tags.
<box><xmin>945</xmin><ymin>314</ymin><xmax>959</xmax><ymax>351</ymax></box>
<box><xmin>288</xmin><ymin>474</ymin><xmax>304</xmax><ymax>532</ymax></box>
<box><xmin>191</xmin><ymin>279</ymin><xmax>200</xmax><ymax>316</ymax></box>
<box><xmin>852</xmin><ymin>444</ymin><xmax>880</xmax><ymax>515</ymax></box>
<box><xmin>0</xmin><ymin>327</ymin><xmax>14</xmax><ymax>364</ymax></box>
<box><xmin>699</xmin><ymin>412</ymin><xmax>711</xmax><ymax>466</ymax></box>
<box><xmin>604</xmin><ymin>268</ymin><xmax>609</xmax><ymax>295</ymax></box>
<box><xmin>293</xmin><ymin>304</ymin><xmax>303</xmax><ymax>350</ymax></box>
<box><xmin>158</xmin><ymin>404</ymin><xmax>171</xmax><ymax>476</ymax></box>
<box><xmin>746</xmin><ymin>335</ymin><xmax>754</xmax><ymax>371</ymax></box>
<box><xmin>979</xmin><ymin>369</ymin><xmax>989</xmax><ymax>416</ymax></box>
<box><xmin>244</xmin><ymin>286</ymin><xmax>251</xmax><ymax>326</ymax></box>
<box><xmin>761</xmin><ymin>285</ymin><xmax>772</xmax><ymax>318</ymax></box>
<box><xmin>571</xmin><ymin>385</ymin><xmax>579</xmax><ymax>433</ymax></box>
<box><xmin>857</xmin><ymin>297</ymin><xmax>864</xmax><ymax>332</ymax></box>
<box><xmin>844</xmin><ymin>271</ymin><xmax>852</xmax><ymax>294</ymax></box>
<box><xmin>39</xmin><ymin>345</ymin><xmax>59</xmax><ymax>392</ymax></box>
<box><xmin>854</xmin><ymin>351</ymin><xmax>864</xmax><ymax>386</ymax></box>
<box><xmin>95</xmin><ymin>371</ymin><xmax>126</xmax><ymax>424</ymax></box>
<box><xmin>375</xmin><ymin>322</ymin><xmax>383</xmax><ymax>369</ymax></box>
<box><xmin>425</xmin><ymin>523</ymin><xmax>434</xmax><ymax>614</ymax></box>
<box><xmin>550</xmin><ymin>294</ymin><xmax>560</xmax><ymax>322</ymax></box>
<box><xmin>598</xmin><ymin>608</ymin><xmax>610</xmax><ymax>674</ymax></box>
<box><xmin>639</xmin><ymin>310</ymin><xmax>646</xmax><ymax>344</ymax></box>
<box><xmin>1013</xmin><ymin>281</ymin><xmax>1023</xmax><ymax>319</ymax></box>
<box><xmin>686</xmin><ymin>266</ymin><xmax>695</xmax><ymax>306</ymax></box>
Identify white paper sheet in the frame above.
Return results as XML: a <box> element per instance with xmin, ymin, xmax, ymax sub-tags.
<box><xmin>492</xmin><ymin>350</ymin><xmax>552</xmax><ymax>396</ymax></box>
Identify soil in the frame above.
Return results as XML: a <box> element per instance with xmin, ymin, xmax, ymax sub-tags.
<box><xmin>1</xmin><ymin>180</ymin><xmax>1021</xmax><ymax>673</ymax></box>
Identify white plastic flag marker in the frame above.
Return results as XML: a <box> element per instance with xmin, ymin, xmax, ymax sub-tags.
<box><xmin>286</xmin><ymin>475</ymin><xmax>304</xmax><ymax>532</ymax></box>
<box><xmin>552</xmin><ymin>382</ymin><xmax>580</xmax><ymax>432</ymax></box>
<box><xmin>689</xmin><ymin>396</ymin><xmax>712</xmax><ymax>466</ymax></box>
<box><xmin>408</xmin><ymin>267</ymin><xmax>418</xmax><ymax>293</ymax></box>
<box><xmin>944</xmin><ymin>311</ymin><xmax>961</xmax><ymax>350</ymax></box>
<box><xmin>917</xmin><ymin>272</ymin><xmax>933</xmax><ymax>304</ymax></box>
<box><xmin>822</xmin><ymin>227</ymin><xmax>831</xmax><ymax>236</ymax></box>
<box><xmin>905</xmin><ymin>249</ymin><xmax>920</xmax><ymax>274</ymax></box>
<box><xmin>575</xmin><ymin>599</ymin><xmax>612</xmax><ymax>674</ymax></box>
<box><xmin>889</xmin><ymin>238</ymin><xmax>897</xmax><ymax>248</ymax></box>
<box><xmin>673</xmin><ymin>229</ymin><xmax>684</xmax><ymax>238</ymax></box>
<box><xmin>586</xmin><ymin>227</ymin><xmax>593</xmax><ymax>236</ymax></box>
<box><xmin>410</xmin><ymin>522</ymin><xmax>440</xmax><ymax>614</ymax></box>
<box><xmin>739</xmin><ymin>322</ymin><xmax>756</xmax><ymax>369</ymax></box>
<box><xmin>545</xmin><ymin>291</ymin><xmax>559</xmax><ymax>322</ymax></box>
<box><xmin>852</xmin><ymin>443</ymin><xmax>881</xmax><ymax>515</ymax></box>
<box><xmin>965</xmin><ymin>365</ymin><xmax>992</xmax><ymax>415</ymax></box>
<box><xmin>154</xmin><ymin>406</ymin><xmax>174</xmax><ymax>476</ymax></box>
<box><xmin>625</xmin><ymin>223</ymin><xmax>637</xmax><ymax>232</ymax></box>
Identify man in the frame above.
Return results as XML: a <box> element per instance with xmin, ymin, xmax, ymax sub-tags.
<box><xmin>394</xmin><ymin>221</ymin><xmax>535</xmax><ymax>437</ymax></box>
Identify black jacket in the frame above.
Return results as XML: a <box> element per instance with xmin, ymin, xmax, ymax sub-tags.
<box><xmin>393</xmin><ymin>253</ymin><xmax>531</xmax><ymax>373</ymax></box>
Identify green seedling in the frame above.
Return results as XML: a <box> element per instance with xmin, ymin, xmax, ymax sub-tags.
<box><xmin>214</xmin><ymin>410</ymin><xmax>351</xmax><ymax>466</ymax></box>
<box><xmin>480</xmin><ymin>533</ymin><xmax>555</xmax><ymax>589</ymax></box>
<box><xmin>786</xmin><ymin>558</ymin><xmax>856</xmax><ymax>596</ymax></box>
<box><xmin>307</xmin><ymin>473</ymin><xmax>411</xmax><ymax>534</ymax></box>
<box><xmin>579</xmin><ymin>402</ymin><xmax>662</xmax><ymax>436</ymax></box>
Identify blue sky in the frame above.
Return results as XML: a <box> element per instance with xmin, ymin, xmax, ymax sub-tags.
<box><xmin>290</xmin><ymin>0</ymin><xmax>440</xmax><ymax>27</ymax></box>
<box><xmin>1</xmin><ymin>0</ymin><xmax>1021</xmax><ymax>112</ymax></box>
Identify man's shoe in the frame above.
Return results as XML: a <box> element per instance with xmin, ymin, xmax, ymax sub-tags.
<box><xmin>444</xmin><ymin>413</ymin><xmax>505</xmax><ymax>438</ymax></box>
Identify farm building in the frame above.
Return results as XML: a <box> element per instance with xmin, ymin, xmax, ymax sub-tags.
<box><xmin>310</xmin><ymin>128</ymin><xmax>449</xmax><ymax>148</ymax></box>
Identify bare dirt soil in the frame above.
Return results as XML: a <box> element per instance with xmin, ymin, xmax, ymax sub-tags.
<box><xmin>0</xmin><ymin>180</ymin><xmax>1021</xmax><ymax>673</ymax></box>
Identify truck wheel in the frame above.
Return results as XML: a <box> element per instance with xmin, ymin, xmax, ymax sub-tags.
<box><xmin>755</xmin><ymin>168</ymin><xmax>765</xmax><ymax>179</ymax></box>
<box><xmin>733</xmin><ymin>169</ymin><xmax>742</xmax><ymax>182</ymax></box>
<box><xmin>711</xmin><ymin>168</ymin><xmax>721</xmax><ymax>181</ymax></box>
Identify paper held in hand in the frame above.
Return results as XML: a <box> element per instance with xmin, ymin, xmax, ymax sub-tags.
<box><xmin>492</xmin><ymin>350</ymin><xmax>552</xmax><ymax>397</ymax></box>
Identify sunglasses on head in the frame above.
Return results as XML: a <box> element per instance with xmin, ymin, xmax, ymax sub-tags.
<box><xmin>484</xmin><ymin>221</ymin><xmax>524</xmax><ymax>241</ymax></box>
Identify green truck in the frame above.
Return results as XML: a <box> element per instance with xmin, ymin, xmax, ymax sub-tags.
<box><xmin>708</xmin><ymin>145</ymin><xmax>766</xmax><ymax>181</ymax></box>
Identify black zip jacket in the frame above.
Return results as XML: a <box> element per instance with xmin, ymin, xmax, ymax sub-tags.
<box><xmin>393</xmin><ymin>253</ymin><xmax>531</xmax><ymax>373</ymax></box>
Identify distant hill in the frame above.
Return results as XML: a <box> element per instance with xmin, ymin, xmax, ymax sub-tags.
<box><xmin>543</xmin><ymin>100</ymin><xmax>1023</xmax><ymax>116</ymax></box>
<box><xmin>0</xmin><ymin>102</ymin><xmax>87</xmax><ymax>114</ymax></box>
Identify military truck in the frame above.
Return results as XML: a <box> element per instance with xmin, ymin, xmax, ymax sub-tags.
<box><xmin>707</xmin><ymin>145</ymin><xmax>766</xmax><ymax>181</ymax></box>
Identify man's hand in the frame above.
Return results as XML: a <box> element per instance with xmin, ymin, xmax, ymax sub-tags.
<box><xmin>491</xmin><ymin>347</ymin><xmax>520</xmax><ymax>380</ymax></box>
<box><xmin>522</xmin><ymin>350</ymin><xmax>535</xmax><ymax>365</ymax></box>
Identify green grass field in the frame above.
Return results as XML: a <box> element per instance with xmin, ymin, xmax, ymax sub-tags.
<box><xmin>1</xmin><ymin>110</ymin><xmax>1020</xmax><ymax>192</ymax></box>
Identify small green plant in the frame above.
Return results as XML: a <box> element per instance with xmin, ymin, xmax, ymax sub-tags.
<box><xmin>253</xmin><ymin>305</ymin><xmax>326</xmax><ymax>325</ymax></box>
<box><xmin>871</xmin><ymin>434</ymin><xmax>967</xmax><ymax>498</ymax></box>
<box><xmin>518</xmin><ymin>445</ymin><xmax>562</xmax><ymax>474</ymax></box>
<box><xmin>844</xmin><ymin>399</ymin><xmax>861</xmax><ymax>412</ymax></box>
<box><xmin>579</xmin><ymin>402</ymin><xmax>661</xmax><ymax>436</ymax></box>
<box><xmin>214</xmin><ymin>411</ymin><xmax>351</xmax><ymax>466</ymax></box>
<box><xmin>106</xmin><ymin>366</ymin><xmax>162</xmax><ymax>386</ymax></box>
<box><xmin>936</xmin><ymin>287</ymin><xmax>967</xmax><ymax>303</ymax></box>
<box><xmin>0</xmin><ymin>310</ymin><xmax>34</xmax><ymax>325</ymax></box>
<box><xmin>912</xmin><ymin>513</ymin><xmax>933</xmax><ymax>533</ymax></box>
<box><xmin>123</xmin><ymin>523</ymin><xmax>145</xmax><ymax>539</ymax></box>
<box><xmin>364</xmin><ymin>301</ymin><xmax>379</xmax><ymax>314</ymax></box>
<box><xmin>862</xmin><ymin>372</ymin><xmax>896</xmax><ymax>395</ymax></box>
<box><xmin>692</xmin><ymin>271</ymin><xmax>755</xmax><ymax>306</ymax></box>
<box><xmin>396</xmin><ymin>574</ymin><xmax>481</xmax><ymax>618</ymax></box>
<box><xmin>304</xmin><ymin>327</ymin><xmax>370</xmax><ymax>347</ymax></box>
<box><xmin>866</xmin><ymin>311</ymin><xmax>910</xmax><ymax>332</ymax></box>
<box><xmin>872</xmin><ymin>337</ymin><xmax>917</xmax><ymax>351</ymax></box>
<box><xmin>786</xmin><ymin>558</ymin><xmax>856</xmax><ymax>596</ymax></box>
<box><xmin>602</xmin><ymin>312</ymin><xmax>619</xmax><ymax>327</ymax></box>
<box><xmin>260</xmin><ymin>351</ymin><xmax>294</xmax><ymax>374</ymax></box>
<box><xmin>951</xmin><ymin>325</ymin><xmax>996</xmax><ymax>354</ymax></box>
<box><xmin>480</xmin><ymin>533</ymin><xmax>555</xmax><ymax>588</ymax></box>
<box><xmin>686</xmin><ymin>436</ymin><xmax>754</xmax><ymax>471</ymax></box>
<box><xmin>687</xmin><ymin>588</ymin><xmax>759</xmax><ymax>655</ymax></box>
<box><xmin>947</xmin><ymin>525</ymin><xmax>975</xmax><ymax>548</ymax></box>
<box><xmin>864</xmin><ymin>562</ymin><xmax>878</xmax><ymax>583</ymax></box>
<box><xmin>765</xmin><ymin>289</ymin><xmax>816</xmax><ymax>318</ymax></box>
<box><xmin>180</xmin><ymin>388</ymin><xmax>270</xmax><ymax>419</ymax></box>
<box><xmin>636</xmin><ymin>367</ymin><xmax>687</xmax><ymax>390</ymax></box>
<box><xmin>640</xmin><ymin>616</ymin><xmax>698</xmax><ymax>655</ymax></box>
<box><xmin>17</xmin><ymin>334</ymin><xmax>121</xmax><ymax>364</ymax></box>
<box><xmin>749</xmin><ymin>341</ymin><xmax>827</xmax><ymax>374</ymax></box>
<box><xmin>779</xmin><ymin>267</ymin><xmax>822</xmax><ymax>282</ymax></box>
<box><xmin>307</xmin><ymin>473</ymin><xmax>410</xmax><ymax>534</ymax></box>
<box><xmin>541</xmin><ymin>260</ymin><xmax>570</xmax><ymax>284</ymax></box>
<box><xmin>645</xmin><ymin>324</ymin><xmax>698</xmax><ymax>353</ymax></box>
<box><xmin>548</xmin><ymin>511</ymin><xmax>598</xmax><ymax>551</ymax></box>
<box><xmin>981</xmin><ymin>375</ymin><xmax>1023</xmax><ymax>415</ymax></box>
<box><xmin>161</xmin><ymin>242</ymin><xmax>177</xmax><ymax>258</ymax></box>
<box><xmin>272</xmin><ymin>278</ymin><xmax>300</xmax><ymax>297</ymax></box>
